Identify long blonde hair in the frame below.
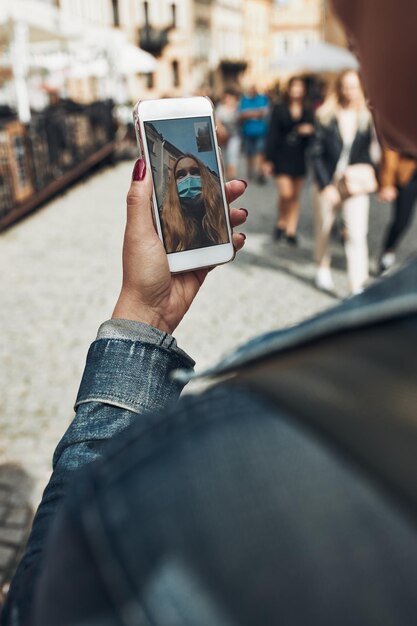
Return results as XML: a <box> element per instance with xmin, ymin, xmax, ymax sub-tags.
<box><xmin>316</xmin><ymin>70</ymin><xmax>372</xmax><ymax>130</ymax></box>
<box><xmin>162</xmin><ymin>154</ymin><xmax>228</xmax><ymax>253</ymax></box>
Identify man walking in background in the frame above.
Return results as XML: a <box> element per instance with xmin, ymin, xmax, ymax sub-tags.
<box><xmin>239</xmin><ymin>85</ymin><xmax>269</xmax><ymax>184</ymax></box>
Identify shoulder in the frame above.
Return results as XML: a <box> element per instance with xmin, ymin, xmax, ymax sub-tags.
<box><xmin>315</xmin><ymin>116</ymin><xmax>335</xmax><ymax>134</ymax></box>
<box><xmin>316</xmin><ymin>110</ymin><xmax>335</xmax><ymax>128</ymax></box>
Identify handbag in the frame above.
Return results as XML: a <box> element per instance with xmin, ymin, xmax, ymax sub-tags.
<box><xmin>337</xmin><ymin>163</ymin><xmax>378</xmax><ymax>200</ymax></box>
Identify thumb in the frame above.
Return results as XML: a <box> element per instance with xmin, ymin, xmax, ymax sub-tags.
<box><xmin>126</xmin><ymin>159</ymin><xmax>156</xmax><ymax>239</ymax></box>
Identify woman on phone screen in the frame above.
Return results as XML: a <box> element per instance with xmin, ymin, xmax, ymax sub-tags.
<box><xmin>265</xmin><ymin>77</ymin><xmax>315</xmax><ymax>245</ymax></box>
<box><xmin>312</xmin><ymin>70</ymin><xmax>376</xmax><ymax>295</ymax></box>
<box><xmin>162</xmin><ymin>154</ymin><xmax>228</xmax><ymax>253</ymax></box>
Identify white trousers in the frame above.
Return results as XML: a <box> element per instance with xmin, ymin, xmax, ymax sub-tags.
<box><xmin>315</xmin><ymin>188</ymin><xmax>370</xmax><ymax>293</ymax></box>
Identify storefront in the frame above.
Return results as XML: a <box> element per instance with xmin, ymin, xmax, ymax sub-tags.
<box><xmin>0</xmin><ymin>3</ymin><xmax>155</xmax><ymax>230</ymax></box>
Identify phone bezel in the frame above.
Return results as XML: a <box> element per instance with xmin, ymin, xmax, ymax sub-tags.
<box><xmin>133</xmin><ymin>97</ymin><xmax>234</xmax><ymax>274</ymax></box>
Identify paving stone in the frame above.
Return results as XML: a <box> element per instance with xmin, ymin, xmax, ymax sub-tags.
<box><xmin>5</xmin><ymin>507</ymin><xmax>31</xmax><ymax>527</ymax></box>
<box><xmin>0</xmin><ymin>527</ymin><xmax>29</xmax><ymax>547</ymax></box>
<box><xmin>0</xmin><ymin>506</ymin><xmax>7</xmax><ymax>523</ymax></box>
<box><xmin>0</xmin><ymin>546</ymin><xmax>14</xmax><ymax>570</ymax></box>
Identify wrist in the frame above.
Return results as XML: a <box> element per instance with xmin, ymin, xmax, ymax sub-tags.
<box><xmin>112</xmin><ymin>293</ymin><xmax>173</xmax><ymax>335</ymax></box>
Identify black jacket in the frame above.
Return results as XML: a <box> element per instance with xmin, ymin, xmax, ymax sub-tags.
<box><xmin>265</xmin><ymin>102</ymin><xmax>314</xmax><ymax>177</ymax></box>
<box><xmin>312</xmin><ymin>117</ymin><xmax>374</xmax><ymax>190</ymax></box>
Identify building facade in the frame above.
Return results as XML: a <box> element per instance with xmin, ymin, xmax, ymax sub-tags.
<box><xmin>322</xmin><ymin>0</ymin><xmax>347</xmax><ymax>47</ymax></box>
<box><xmin>243</xmin><ymin>0</ymin><xmax>273</xmax><ymax>89</ymax></box>
<box><xmin>1</xmin><ymin>0</ymin><xmax>347</xmax><ymax>112</ymax></box>
<box><xmin>271</xmin><ymin>0</ymin><xmax>323</xmax><ymax>65</ymax></box>
<box><xmin>120</xmin><ymin>0</ymin><xmax>195</xmax><ymax>99</ymax></box>
<box><xmin>145</xmin><ymin>121</ymin><xmax>182</xmax><ymax>208</ymax></box>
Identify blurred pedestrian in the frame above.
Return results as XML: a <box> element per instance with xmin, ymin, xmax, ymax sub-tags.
<box><xmin>215</xmin><ymin>89</ymin><xmax>241</xmax><ymax>180</ymax></box>
<box><xmin>312</xmin><ymin>70</ymin><xmax>378</xmax><ymax>295</ymax></box>
<box><xmin>265</xmin><ymin>77</ymin><xmax>315</xmax><ymax>245</ymax></box>
<box><xmin>378</xmin><ymin>147</ymin><xmax>417</xmax><ymax>272</ymax></box>
<box><xmin>239</xmin><ymin>85</ymin><xmax>269</xmax><ymax>184</ymax></box>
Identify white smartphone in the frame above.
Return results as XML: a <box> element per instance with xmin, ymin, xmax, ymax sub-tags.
<box><xmin>133</xmin><ymin>97</ymin><xmax>234</xmax><ymax>274</ymax></box>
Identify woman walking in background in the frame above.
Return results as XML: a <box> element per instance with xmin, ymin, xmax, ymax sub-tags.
<box><xmin>312</xmin><ymin>70</ymin><xmax>377</xmax><ymax>295</ymax></box>
<box><xmin>215</xmin><ymin>89</ymin><xmax>241</xmax><ymax>181</ymax></box>
<box><xmin>265</xmin><ymin>77</ymin><xmax>315</xmax><ymax>245</ymax></box>
<box><xmin>378</xmin><ymin>148</ymin><xmax>417</xmax><ymax>272</ymax></box>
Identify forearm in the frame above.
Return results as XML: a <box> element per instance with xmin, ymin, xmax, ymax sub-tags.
<box><xmin>380</xmin><ymin>148</ymin><xmax>400</xmax><ymax>188</ymax></box>
<box><xmin>2</xmin><ymin>321</ymin><xmax>194</xmax><ymax>624</ymax></box>
<box><xmin>240</xmin><ymin>108</ymin><xmax>266</xmax><ymax>120</ymax></box>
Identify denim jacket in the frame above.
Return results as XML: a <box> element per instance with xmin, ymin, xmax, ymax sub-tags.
<box><xmin>2</xmin><ymin>260</ymin><xmax>417</xmax><ymax>625</ymax></box>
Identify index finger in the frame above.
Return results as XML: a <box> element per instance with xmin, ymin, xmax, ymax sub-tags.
<box><xmin>226</xmin><ymin>180</ymin><xmax>247</xmax><ymax>204</ymax></box>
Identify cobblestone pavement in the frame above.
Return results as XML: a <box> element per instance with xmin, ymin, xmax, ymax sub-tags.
<box><xmin>0</xmin><ymin>160</ymin><xmax>416</xmax><ymax>595</ymax></box>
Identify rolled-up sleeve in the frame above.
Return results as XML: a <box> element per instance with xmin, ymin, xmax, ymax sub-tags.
<box><xmin>75</xmin><ymin>320</ymin><xmax>195</xmax><ymax>414</ymax></box>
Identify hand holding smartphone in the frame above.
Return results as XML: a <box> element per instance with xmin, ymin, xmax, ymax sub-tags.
<box><xmin>112</xmin><ymin>97</ymin><xmax>246</xmax><ymax>334</ymax></box>
<box><xmin>134</xmin><ymin>97</ymin><xmax>234</xmax><ymax>273</ymax></box>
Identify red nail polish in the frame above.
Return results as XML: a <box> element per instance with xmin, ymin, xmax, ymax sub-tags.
<box><xmin>132</xmin><ymin>159</ymin><xmax>146</xmax><ymax>181</ymax></box>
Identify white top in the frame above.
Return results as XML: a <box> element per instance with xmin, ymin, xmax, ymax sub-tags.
<box><xmin>334</xmin><ymin>109</ymin><xmax>359</xmax><ymax>181</ymax></box>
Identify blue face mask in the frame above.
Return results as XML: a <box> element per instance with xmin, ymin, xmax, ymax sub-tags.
<box><xmin>176</xmin><ymin>175</ymin><xmax>202</xmax><ymax>199</ymax></box>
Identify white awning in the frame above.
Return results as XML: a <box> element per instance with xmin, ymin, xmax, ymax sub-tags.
<box><xmin>0</xmin><ymin>18</ymin><xmax>73</xmax><ymax>45</ymax></box>
<box><xmin>273</xmin><ymin>42</ymin><xmax>359</xmax><ymax>74</ymax></box>
<box><xmin>67</xmin><ymin>58</ymin><xmax>109</xmax><ymax>79</ymax></box>
<box><xmin>112</xmin><ymin>41</ymin><xmax>157</xmax><ymax>75</ymax></box>
<box><xmin>28</xmin><ymin>51</ymin><xmax>72</xmax><ymax>72</ymax></box>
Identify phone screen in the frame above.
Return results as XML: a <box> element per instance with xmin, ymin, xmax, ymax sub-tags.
<box><xmin>143</xmin><ymin>116</ymin><xmax>230</xmax><ymax>254</ymax></box>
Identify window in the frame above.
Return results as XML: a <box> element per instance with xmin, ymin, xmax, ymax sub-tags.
<box><xmin>274</xmin><ymin>34</ymin><xmax>292</xmax><ymax>57</ymax></box>
<box><xmin>146</xmin><ymin>73</ymin><xmax>155</xmax><ymax>89</ymax></box>
<box><xmin>172</xmin><ymin>60</ymin><xmax>180</xmax><ymax>88</ymax></box>
<box><xmin>112</xmin><ymin>0</ymin><xmax>120</xmax><ymax>26</ymax></box>
<box><xmin>143</xmin><ymin>1</ymin><xmax>149</xmax><ymax>26</ymax></box>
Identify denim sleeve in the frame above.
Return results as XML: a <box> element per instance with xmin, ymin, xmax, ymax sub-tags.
<box><xmin>2</xmin><ymin>323</ymin><xmax>194</xmax><ymax>625</ymax></box>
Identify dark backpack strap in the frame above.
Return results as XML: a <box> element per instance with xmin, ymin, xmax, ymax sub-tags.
<box><xmin>228</xmin><ymin>314</ymin><xmax>417</xmax><ymax>518</ymax></box>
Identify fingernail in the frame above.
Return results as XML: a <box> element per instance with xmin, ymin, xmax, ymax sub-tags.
<box><xmin>240</xmin><ymin>208</ymin><xmax>248</xmax><ymax>217</ymax></box>
<box><xmin>132</xmin><ymin>159</ymin><xmax>146</xmax><ymax>181</ymax></box>
<box><xmin>238</xmin><ymin>179</ymin><xmax>248</xmax><ymax>189</ymax></box>
<box><xmin>240</xmin><ymin>233</ymin><xmax>246</xmax><ymax>240</ymax></box>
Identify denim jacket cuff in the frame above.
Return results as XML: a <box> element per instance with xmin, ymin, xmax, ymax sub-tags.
<box><xmin>75</xmin><ymin>322</ymin><xmax>195</xmax><ymax>414</ymax></box>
